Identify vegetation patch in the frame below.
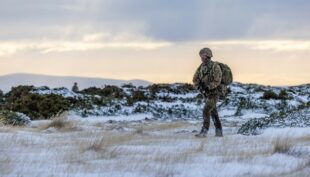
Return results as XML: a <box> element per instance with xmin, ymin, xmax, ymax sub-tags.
<box><xmin>3</xmin><ymin>85</ymin><xmax>70</xmax><ymax>119</ymax></box>
<box><xmin>80</xmin><ymin>85</ymin><xmax>124</xmax><ymax>99</ymax></box>
<box><xmin>261</xmin><ymin>90</ymin><xmax>290</xmax><ymax>100</ymax></box>
<box><xmin>0</xmin><ymin>110</ymin><xmax>31</xmax><ymax>126</ymax></box>
<box><xmin>40</xmin><ymin>113</ymin><xmax>77</xmax><ymax>131</ymax></box>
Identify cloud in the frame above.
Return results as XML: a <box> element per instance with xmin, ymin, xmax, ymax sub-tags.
<box><xmin>0</xmin><ymin>32</ymin><xmax>173</xmax><ymax>56</ymax></box>
<box><xmin>2</xmin><ymin>38</ymin><xmax>309</xmax><ymax>57</ymax></box>
<box><xmin>206</xmin><ymin>40</ymin><xmax>310</xmax><ymax>52</ymax></box>
<box><xmin>0</xmin><ymin>0</ymin><xmax>310</xmax><ymax>43</ymax></box>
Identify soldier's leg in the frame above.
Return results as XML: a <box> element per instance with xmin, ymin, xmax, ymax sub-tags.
<box><xmin>211</xmin><ymin>108</ymin><xmax>223</xmax><ymax>137</ymax></box>
<box><xmin>202</xmin><ymin>102</ymin><xmax>211</xmax><ymax>130</ymax></box>
<box><xmin>196</xmin><ymin>95</ymin><xmax>217</xmax><ymax>137</ymax></box>
<box><xmin>211</xmin><ymin>108</ymin><xmax>222</xmax><ymax>130</ymax></box>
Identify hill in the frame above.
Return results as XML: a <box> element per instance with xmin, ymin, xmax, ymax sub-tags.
<box><xmin>0</xmin><ymin>73</ymin><xmax>152</xmax><ymax>92</ymax></box>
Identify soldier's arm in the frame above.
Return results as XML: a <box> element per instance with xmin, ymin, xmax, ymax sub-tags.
<box><xmin>192</xmin><ymin>66</ymin><xmax>201</xmax><ymax>87</ymax></box>
<box><xmin>208</xmin><ymin>64</ymin><xmax>222</xmax><ymax>90</ymax></box>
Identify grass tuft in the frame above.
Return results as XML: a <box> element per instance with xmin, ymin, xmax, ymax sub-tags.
<box><xmin>272</xmin><ymin>137</ymin><xmax>292</xmax><ymax>154</ymax></box>
<box><xmin>40</xmin><ymin>112</ymin><xmax>76</xmax><ymax>132</ymax></box>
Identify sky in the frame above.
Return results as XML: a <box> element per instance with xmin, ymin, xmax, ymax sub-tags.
<box><xmin>0</xmin><ymin>0</ymin><xmax>310</xmax><ymax>86</ymax></box>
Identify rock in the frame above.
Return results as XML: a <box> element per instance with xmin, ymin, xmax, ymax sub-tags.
<box><xmin>192</xmin><ymin>130</ymin><xmax>199</xmax><ymax>133</ymax></box>
<box><xmin>107</xmin><ymin>120</ymin><xmax>115</xmax><ymax>124</ymax></box>
<box><xmin>176</xmin><ymin>130</ymin><xmax>189</xmax><ymax>134</ymax></box>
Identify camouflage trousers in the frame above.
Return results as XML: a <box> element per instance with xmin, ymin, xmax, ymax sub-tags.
<box><xmin>202</xmin><ymin>94</ymin><xmax>222</xmax><ymax>131</ymax></box>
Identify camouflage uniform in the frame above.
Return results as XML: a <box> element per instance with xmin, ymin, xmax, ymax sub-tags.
<box><xmin>193</xmin><ymin>58</ymin><xmax>223</xmax><ymax>137</ymax></box>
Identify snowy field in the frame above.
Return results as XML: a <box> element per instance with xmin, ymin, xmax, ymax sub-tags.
<box><xmin>1</xmin><ymin>114</ymin><xmax>310</xmax><ymax>177</ymax></box>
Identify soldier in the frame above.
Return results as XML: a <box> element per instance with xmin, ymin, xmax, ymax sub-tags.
<box><xmin>193</xmin><ymin>48</ymin><xmax>223</xmax><ymax>137</ymax></box>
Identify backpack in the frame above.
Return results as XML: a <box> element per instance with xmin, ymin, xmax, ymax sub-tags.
<box><xmin>215</xmin><ymin>62</ymin><xmax>233</xmax><ymax>85</ymax></box>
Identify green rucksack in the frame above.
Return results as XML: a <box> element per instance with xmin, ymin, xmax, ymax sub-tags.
<box><xmin>215</xmin><ymin>62</ymin><xmax>233</xmax><ymax>85</ymax></box>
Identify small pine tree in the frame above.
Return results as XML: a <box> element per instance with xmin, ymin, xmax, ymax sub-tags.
<box><xmin>72</xmin><ymin>82</ymin><xmax>79</xmax><ymax>93</ymax></box>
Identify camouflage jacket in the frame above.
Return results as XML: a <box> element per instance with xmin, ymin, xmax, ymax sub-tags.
<box><xmin>193</xmin><ymin>60</ymin><xmax>222</xmax><ymax>95</ymax></box>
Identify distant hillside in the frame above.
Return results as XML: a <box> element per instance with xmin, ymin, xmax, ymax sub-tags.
<box><xmin>0</xmin><ymin>73</ymin><xmax>152</xmax><ymax>92</ymax></box>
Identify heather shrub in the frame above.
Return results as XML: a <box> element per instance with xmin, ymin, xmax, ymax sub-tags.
<box><xmin>80</xmin><ymin>86</ymin><xmax>124</xmax><ymax>99</ymax></box>
<box><xmin>126</xmin><ymin>90</ymin><xmax>149</xmax><ymax>106</ymax></box>
<box><xmin>0</xmin><ymin>110</ymin><xmax>31</xmax><ymax>126</ymax></box>
<box><xmin>278</xmin><ymin>90</ymin><xmax>289</xmax><ymax>100</ymax></box>
<box><xmin>261</xmin><ymin>90</ymin><xmax>278</xmax><ymax>100</ymax></box>
<box><xmin>174</xmin><ymin>83</ymin><xmax>196</xmax><ymax>94</ymax></box>
<box><xmin>4</xmin><ymin>85</ymin><xmax>70</xmax><ymax>119</ymax></box>
<box><xmin>148</xmin><ymin>84</ymin><xmax>173</xmax><ymax>95</ymax></box>
<box><xmin>261</xmin><ymin>90</ymin><xmax>290</xmax><ymax>100</ymax></box>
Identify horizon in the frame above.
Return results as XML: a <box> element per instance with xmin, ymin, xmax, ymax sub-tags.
<box><xmin>1</xmin><ymin>72</ymin><xmax>309</xmax><ymax>87</ymax></box>
<box><xmin>0</xmin><ymin>0</ymin><xmax>309</xmax><ymax>86</ymax></box>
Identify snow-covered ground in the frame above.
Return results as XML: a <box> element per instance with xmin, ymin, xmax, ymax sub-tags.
<box><xmin>1</xmin><ymin>114</ymin><xmax>310</xmax><ymax>177</ymax></box>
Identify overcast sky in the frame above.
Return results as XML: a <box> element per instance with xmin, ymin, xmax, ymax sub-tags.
<box><xmin>0</xmin><ymin>0</ymin><xmax>309</xmax><ymax>85</ymax></box>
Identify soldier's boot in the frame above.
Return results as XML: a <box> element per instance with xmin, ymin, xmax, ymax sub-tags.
<box><xmin>215</xmin><ymin>128</ymin><xmax>223</xmax><ymax>137</ymax></box>
<box><xmin>211</xmin><ymin>109</ymin><xmax>223</xmax><ymax>137</ymax></box>
<box><xmin>195</xmin><ymin>127</ymin><xmax>208</xmax><ymax>138</ymax></box>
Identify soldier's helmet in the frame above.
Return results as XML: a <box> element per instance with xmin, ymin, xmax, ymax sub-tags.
<box><xmin>199</xmin><ymin>48</ymin><xmax>213</xmax><ymax>57</ymax></box>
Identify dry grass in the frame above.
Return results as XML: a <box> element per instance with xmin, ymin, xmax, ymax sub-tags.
<box><xmin>86</xmin><ymin>136</ymin><xmax>106</xmax><ymax>152</ymax></box>
<box><xmin>2</xmin><ymin>119</ymin><xmax>310</xmax><ymax>177</ymax></box>
<box><xmin>272</xmin><ymin>137</ymin><xmax>293</xmax><ymax>154</ymax></box>
<box><xmin>39</xmin><ymin>112</ymin><xmax>77</xmax><ymax>132</ymax></box>
<box><xmin>0</xmin><ymin>126</ymin><xmax>19</xmax><ymax>133</ymax></box>
<box><xmin>295</xmin><ymin>135</ymin><xmax>310</xmax><ymax>144</ymax></box>
<box><xmin>278</xmin><ymin>159</ymin><xmax>310</xmax><ymax>177</ymax></box>
<box><xmin>151</xmin><ymin>151</ymin><xmax>189</xmax><ymax>164</ymax></box>
<box><xmin>0</xmin><ymin>115</ymin><xmax>5</xmax><ymax>126</ymax></box>
<box><xmin>0</xmin><ymin>155</ymin><xmax>11</xmax><ymax>175</ymax></box>
<box><xmin>134</xmin><ymin>126</ymin><xmax>144</xmax><ymax>134</ymax></box>
<box><xmin>93</xmin><ymin>122</ymin><xmax>105</xmax><ymax>128</ymax></box>
<box><xmin>76</xmin><ymin>131</ymin><xmax>136</xmax><ymax>161</ymax></box>
<box><xmin>141</xmin><ymin>121</ymin><xmax>186</xmax><ymax>132</ymax></box>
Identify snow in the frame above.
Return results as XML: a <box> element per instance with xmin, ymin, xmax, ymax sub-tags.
<box><xmin>69</xmin><ymin>113</ymin><xmax>153</xmax><ymax>123</ymax></box>
<box><xmin>238</xmin><ymin>110</ymin><xmax>268</xmax><ymax>119</ymax></box>
<box><xmin>1</xmin><ymin>82</ymin><xmax>310</xmax><ymax>176</ymax></box>
<box><xmin>229</xmin><ymin>84</ymin><xmax>247</xmax><ymax>93</ymax></box>
<box><xmin>156</xmin><ymin>92</ymin><xmax>198</xmax><ymax>99</ymax></box>
<box><xmin>1</xmin><ymin>114</ymin><xmax>310</xmax><ymax>177</ymax></box>
<box><xmin>261</xmin><ymin>127</ymin><xmax>310</xmax><ymax>138</ymax></box>
<box><xmin>32</xmin><ymin>88</ymin><xmax>81</xmax><ymax>98</ymax></box>
<box><xmin>219</xmin><ymin>109</ymin><xmax>236</xmax><ymax>117</ymax></box>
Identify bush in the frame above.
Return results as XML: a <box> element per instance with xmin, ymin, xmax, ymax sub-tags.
<box><xmin>133</xmin><ymin>104</ymin><xmax>148</xmax><ymax>113</ymax></box>
<box><xmin>131</xmin><ymin>90</ymin><xmax>149</xmax><ymax>102</ymax></box>
<box><xmin>41</xmin><ymin>113</ymin><xmax>76</xmax><ymax>131</ymax></box>
<box><xmin>175</xmin><ymin>83</ymin><xmax>196</xmax><ymax>94</ymax></box>
<box><xmin>4</xmin><ymin>85</ymin><xmax>70</xmax><ymax>119</ymax></box>
<box><xmin>80</xmin><ymin>86</ymin><xmax>124</xmax><ymax>99</ymax></box>
<box><xmin>0</xmin><ymin>110</ymin><xmax>31</xmax><ymax>126</ymax></box>
<box><xmin>121</xmin><ymin>83</ymin><xmax>136</xmax><ymax>89</ymax></box>
<box><xmin>159</xmin><ymin>94</ymin><xmax>176</xmax><ymax>102</ymax></box>
<box><xmin>148</xmin><ymin>84</ymin><xmax>173</xmax><ymax>95</ymax></box>
<box><xmin>0</xmin><ymin>89</ymin><xmax>4</xmax><ymax>105</ymax></box>
<box><xmin>126</xmin><ymin>90</ymin><xmax>149</xmax><ymax>106</ymax></box>
<box><xmin>261</xmin><ymin>90</ymin><xmax>278</xmax><ymax>100</ymax></box>
<box><xmin>278</xmin><ymin>90</ymin><xmax>289</xmax><ymax>100</ymax></box>
<box><xmin>261</xmin><ymin>90</ymin><xmax>290</xmax><ymax>100</ymax></box>
<box><xmin>148</xmin><ymin>84</ymin><xmax>160</xmax><ymax>98</ymax></box>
